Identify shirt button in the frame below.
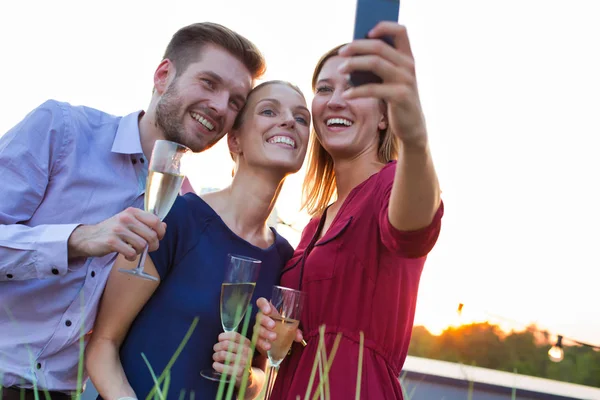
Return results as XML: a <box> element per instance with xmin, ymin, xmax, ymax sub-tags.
<box><xmin>36</xmin><ymin>363</ymin><xmax>41</xmax><ymax>369</ymax></box>
<box><xmin>51</xmin><ymin>268</ymin><xmax>59</xmax><ymax>275</ymax></box>
<box><xmin>65</xmin><ymin>320</ymin><xmax>72</xmax><ymax>327</ymax></box>
<box><xmin>140</xmin><ymin>158</ymin><xmax>145</xmax><ymax>164</ymax></box>
<box><xmin>132</xmin><ymin>159</ymin><xmax>137</xmax><ymax>164</ymax></box>
<box><xmin>91</xmin><ymin>271</ymin><xmax>96</xmax><ymax>278</ymax></box>
<box><xmin>7</xmin><ymin>274</ymin><xmax>13</xmax><ymax>279</ymax></box>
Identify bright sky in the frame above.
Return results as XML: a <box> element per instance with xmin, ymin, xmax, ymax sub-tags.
<box><xmin>1</xmin><ymin>0</ymin><xmax>598</xmax><ymax>346</ymax></box>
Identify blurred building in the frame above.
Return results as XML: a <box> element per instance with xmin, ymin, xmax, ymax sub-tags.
<box><xmin>401</xmin><ymin>356</ymin><xmax>600</xmax><ymax>400</ymax></box>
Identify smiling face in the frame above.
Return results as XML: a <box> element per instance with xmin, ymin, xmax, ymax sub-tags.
<box><xmin>311</xmin><ymin>56</ymin><xmax>388</xmax><ymax>160</ymax></box>
<box><xmin>154</xmin><ymin>44</ymin><xmax>253</xmax><ymax>153</ymax></box>
<box><xmin>229</xmin><ymin>82</ymin><xmax>311</xmax><ymax>175</ymax></box>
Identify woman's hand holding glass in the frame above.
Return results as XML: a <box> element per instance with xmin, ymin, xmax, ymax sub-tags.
<box><xmin>254</xmin><ymin>297</ymin><xmax>304</xmax><ymax>357</ymax></box>
<box><xmin>200</xmin><ymin>254</ymin><xmax>261</xmax><ymax>382</ymax></box>
<box><xmin>255</xmin><ymin>287</ymin><xmax>306</xmax><ymax>400</ymax></box>
<box><xmin>211</xmin><ymin>331</ymin><xmax>253</xmax><ymax>386</ymax></box>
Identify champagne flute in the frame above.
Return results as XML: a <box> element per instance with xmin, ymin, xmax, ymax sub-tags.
<box><xmin>200</xmin><ymin>254</ymin><xmax>262</xmax><ymax>381</ymax></box>
<box><xmin>264</xmin><ymin>285</ymin><xmax>306</xmax><ymax>400</ymax></box>
<box><xmin>119</xmin><ymin>139</ymin><xmax>189</xmax><ymax>281</ymax></box>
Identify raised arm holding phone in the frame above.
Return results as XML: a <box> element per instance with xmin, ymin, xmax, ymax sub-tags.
<box><xmin>253</xmin><ymin>1</ymin><xmax>444</xmax><ymax>398</ymax></box>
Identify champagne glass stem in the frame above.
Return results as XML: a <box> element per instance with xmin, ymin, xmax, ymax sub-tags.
<box><xmin>264</xmin><ymin>363</ymin><xmax>278</xmax><ymax>400</ymax></box>
<box><xmin>118</xmin><ymin>243</ymin><xmax>158</xmax><ymax>281</ymax></box>
<box><xmin>133</xmin><ymin>243</ymin><xmax>149</xmax><ymax>273</ymax></box>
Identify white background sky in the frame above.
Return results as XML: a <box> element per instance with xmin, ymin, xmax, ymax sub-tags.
<box><xmin>1</xmin><ymin>0</ymin><xmax>599</xmax><ymax>346</ymax></box>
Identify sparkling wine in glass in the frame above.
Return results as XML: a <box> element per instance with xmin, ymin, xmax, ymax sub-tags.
<box><xmin>200</xmin><ymin>254</ymin><xmax>262</xmax><ymax>382</ymax></box>
<box><xmin>264</xmin><ymin>285</ymin><xmax>306</xmax><ymax>399</ymax></box>
<box><xmin>118</xmin><ymin>139</ymin><xmax>189</xmax><ymax>281</ymax></box>
<box><xmin>221</xmin><ymin>281</ymin><xmax>256</xmax><ymax>332</ymax></box>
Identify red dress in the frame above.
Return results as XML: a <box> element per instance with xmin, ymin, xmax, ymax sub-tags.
<box><xmin>270</xmin><ymin>162</ymin><xmax>444</xmax><ymax>400</ymax></box>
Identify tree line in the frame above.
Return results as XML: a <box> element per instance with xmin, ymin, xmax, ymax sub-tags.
<box><xmin>407</xmin><ymin>322</ymin><xmax>600</xmax><ymax>388</ymax></box>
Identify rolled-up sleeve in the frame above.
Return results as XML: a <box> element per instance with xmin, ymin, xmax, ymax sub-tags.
<box><xmin>379</xmin><ymin>198</ymin><xmax>444</xmax><ymax>258</ymax></box>
<box><xmin>376</xmin><ymin>165</ymin><xmax>444</xmax><ymax>259</ymax></box>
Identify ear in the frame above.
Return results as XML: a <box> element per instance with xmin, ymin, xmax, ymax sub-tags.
<box><xmin>377</xmin><ymin>101</ymin><xmax>388</xmax><ymax>131</ymax></box>
<box><xmin>378</xmin><ymin>112</ymin><xmax>388</xmax><ymax>131</ymax></box>
<box><xmin>153</xmin><ymin>59</ymin><xmax>176</xmax><ymax>95</ymax></box>
<box><xmin>227</xmin><ymin>132</ymin><xmax>243</xmax><ymax>158</ymax></box>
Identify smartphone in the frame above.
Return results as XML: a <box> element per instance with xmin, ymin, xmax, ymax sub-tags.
<box><xmin>350</xmin><ymin>0</ymin><xmax>400</xmax><ymax>86</ymax></box>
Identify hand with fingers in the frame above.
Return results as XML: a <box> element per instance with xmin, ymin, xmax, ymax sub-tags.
<box><xmin>67</xmin><ymin>207</ymin><xmax>167</xmax><ymax>262</ymax></box>
<box><xmin>254</xmin><ymin>297</ymin><xmax>304</xmax><ymax>357</ymax></box>
<box><xmin>212</xmin><ymin>331</ymin><xmax>254</xmax><ymax>387</ymax></box>
<box><xmin>338</xmin><ymin>22</ymin><xmax>428</xmax><ymax>148</ymax></box>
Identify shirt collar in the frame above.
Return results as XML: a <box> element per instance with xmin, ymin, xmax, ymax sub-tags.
<box><xmin>111</xmin><ymin>110</ymin><xmax>144</xmax><ymax>155</ymax></box>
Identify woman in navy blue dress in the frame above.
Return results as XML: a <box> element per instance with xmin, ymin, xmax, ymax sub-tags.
<box><xmin>85</xmin><ymin>80</ymin><xmax>311</xmax><ymax>400</ymax></box>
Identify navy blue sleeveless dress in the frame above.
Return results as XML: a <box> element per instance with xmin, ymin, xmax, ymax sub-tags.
<box><xmin>115</xmin><ymin>193</ymin><xmax>293</xmax><ymax>399</ymax></box>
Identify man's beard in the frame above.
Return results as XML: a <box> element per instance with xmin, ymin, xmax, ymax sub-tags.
<box><xmin>155</xmin><ymin>83</ymin><xmax>224</xmax><ymax>153</ymax></box>
<box><xmin>155</xmin><ymin>82</ymin><xmax>186</xmax><ymax>147</ymax></box>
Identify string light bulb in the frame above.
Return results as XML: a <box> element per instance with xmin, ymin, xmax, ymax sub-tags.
<box><xmin>548</xmin><ymin>335</ymin><xmax>564</xmax><ymax>363</ymax></box>
<box><xmin>454</xmin><ymin>303</ymin><xmax>600</xmax><ymax>362</ymax></box>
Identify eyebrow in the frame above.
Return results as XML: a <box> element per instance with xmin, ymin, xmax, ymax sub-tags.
<box><xmin>316</xmin><ymin>77</ymin><xmax>351</xmax><ymax>87</ymax></box>
<box><xmin>257</xmin><ymin>98</ymin><xmax>310</xmax><ymax>115</ymax></box>
<box><xmin>201</xmin><ymin>70</ymin><xmax>248</xmax><ymax>104</ymax></box>
<box><xmin>315</xmin><ymin>78</ymin><xmax>332</xmax><ymax>85</ymax></box>
<box><xmin>203</xmin><ymin>70</ymin><xmax>224</xmax><ymax>85</ymax></box>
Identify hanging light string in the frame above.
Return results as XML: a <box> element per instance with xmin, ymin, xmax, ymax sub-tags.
<box><xmin>456</xmin><ymin>303</ymin><xmax>600</xmax><ymax>358</ymax></box>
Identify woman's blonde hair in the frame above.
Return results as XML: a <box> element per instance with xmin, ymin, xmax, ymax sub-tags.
<box><xmin>301</xmin><ymin>45</ymin><xmax>399</xmax><ymax>217</ymax></box>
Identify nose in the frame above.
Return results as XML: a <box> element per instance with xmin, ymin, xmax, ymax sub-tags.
<box><xmin>327</xmin><ymin>87</ymin><xmax>347</xmax><ymax>110</ymax></box>
<box><xmin>279</xmin><ymin>110</ymin><xmax>296</xmax><ymax>129</ymax></box>
<box><xmin>207</xmin><ymin>90</ymin><xmax>229</xmax><ymax>117</ymax></box>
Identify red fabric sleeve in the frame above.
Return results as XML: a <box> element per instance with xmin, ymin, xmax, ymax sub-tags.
<box><xmin>377</xmin><ymin>164</ymin><xmax>444</xmax><ymax>258</ymax></box>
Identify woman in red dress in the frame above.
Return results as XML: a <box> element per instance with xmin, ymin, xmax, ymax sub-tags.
<box><xmin>256</xmin><ymin>22</ymin><xmax>444</xmax><ymax>399</ymax></box>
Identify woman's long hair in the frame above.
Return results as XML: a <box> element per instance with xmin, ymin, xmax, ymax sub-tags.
<box><xmin>301</xmin><ymin>45</ymin><xmax>399</xmax><ymax>217</ymax></box>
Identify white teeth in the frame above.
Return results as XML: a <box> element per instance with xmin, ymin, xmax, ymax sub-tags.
<box><xmin>267</xmin><ymin>136</ymin><xmax>296</xmax><ymax>148</ymax></box>
<box><xmin>326</xmin><ymin>118</ymin><xmax>353</xmax><ymax>127</ymax></box>
<box><xmin>191</xmin><ymin>112</ymin><xmax>214</xmax><ymax>131</ymax></box>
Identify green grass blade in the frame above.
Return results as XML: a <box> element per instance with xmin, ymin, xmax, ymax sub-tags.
<box><xmin>145</xmin><ymin>317</ymin><xmax>199</xmax><ymax>400</ymax></box>
<box><xmin>303</xmin><ymin>326</ymin><xmax>324</xmax><ymax>400</ymax></box>
<box><xmin>2</xmin><ymin>306</ymin><xmax>53</xmax><ymax>400</ymax></box>
<box><xmin>318</xmin><ymin>329</ymin><xmax>330</xmax><ymax>400</ymax></box>
<box><xmin>225</xmin><ymin>305</ymin><xmax>252</xmax><ymax>400</ymax></box>
<box><xmin>235</xmin><ymin>305</ymin><xmax>257</xmax><ymax>400</ymax></box>
<box><xmin>467</xmin><ymin>379</ymin><xmax>474</xmax><ymax>400</ymax></box>
<box><xmin>141</xmin><ymin>353</ymin><xmax>165</xmax><ymax>400</ymax></box>
<box><xmin>216</xmin><ymin>303</ymin><xmax>244</xmax><ymax>400</ymax></box>
<box><xmin>310</xmin><ymin>333</ymin><xmax>342</xmax><ymax>400</ymax></box>
<box><xmin>237</xmin><ymin>335</ymin><xmax>260</xmax><ymax>399</ymax></box>
<box><xmin>355</xmin><ymin>332</ymin><xmax>364</xmax><ymax>400</ymax></box>
<box><xmin>161</xmin><ymin>371</ymin><xmax>171</xmax><ymax>400</ymax></box>
<box><xmin>317</xmin><ymin>348</ymin><xmax>324</xmax><ymax>400</ymax></box>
